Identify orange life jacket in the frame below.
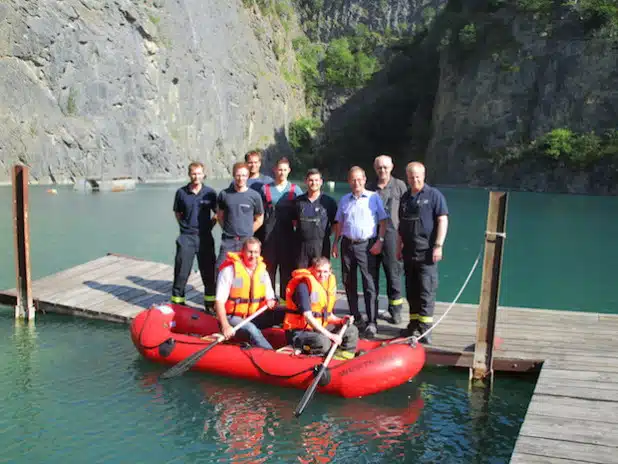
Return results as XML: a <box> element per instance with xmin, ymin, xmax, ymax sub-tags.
<box><xmin>283</xmin><ymin>269</ymin><xmax>336</xmax><ymax>331</ymax></box>
<box><xmin>220</xmin><ymin>252</ymin><xmax>268</xmax><ymax>318</ymax></box>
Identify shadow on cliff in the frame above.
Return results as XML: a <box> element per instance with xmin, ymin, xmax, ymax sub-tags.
<box><xmin>314</xmin><ymin>29</ymin><xmax>443</xmax><ymax>179</ymax></box>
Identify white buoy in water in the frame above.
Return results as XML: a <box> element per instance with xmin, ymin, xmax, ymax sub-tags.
<box><xmin>326</xmin><ymin>181</ymin><xmax>335</xmax><ymax>191</ymax></box>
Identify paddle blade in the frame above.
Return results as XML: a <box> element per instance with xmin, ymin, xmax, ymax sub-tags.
<box><xmin>294</xmin><ymin>365</ymin><xmax>325</xmax><ymax>417</ymax></box>
<box><xmin>159</xmin><ymin>339</ymin><xmax>220</xmax><ymax>380</ymax></box>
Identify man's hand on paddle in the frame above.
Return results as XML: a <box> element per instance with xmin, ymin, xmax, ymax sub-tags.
<box><xmin>221</xmin><ymin>323</ymin><xmax>235</xmax><ymax>340</ymax></box>
<box><xmin>328</xmin><ymin>332</ymin><xmax>343</xmax><ymax>346</ymax></box>
<box><xmin>266</xmin><ymin>298</ymin><xmax>278</xmax><ymax>309</ymax></box>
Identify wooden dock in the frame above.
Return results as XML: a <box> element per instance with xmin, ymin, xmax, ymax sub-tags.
<box><xmin>1</xmin><ymin>253</ymin><xmax>617</xmax><ymax>463</ymax></box>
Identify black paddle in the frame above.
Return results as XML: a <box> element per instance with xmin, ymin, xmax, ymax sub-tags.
<box><xmin>159</xmin><ymin>305</ymin><xmax>269</xmax><ymax>380</ymax></box>
<box><xmin>294</xmin><ymin>317</ymin><xmax>353</xmax><ymax>417</ymax></box>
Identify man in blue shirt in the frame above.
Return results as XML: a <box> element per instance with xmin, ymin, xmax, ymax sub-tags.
<box><xmin>332</xmin><ymin>166</ymin><xmax>388</xmax><ymax>338</ymax></box>
<box><xmin>171</xmin><ymin>161</ymin><xmax>218</xmax><ymax>310</ymax></box>
<box><xmin>259</xmin><ymin>157</ymin><xmax>303</xmax><ymax>301</ymax></box>
<box><xmin>397</xmin><ymin>162</ymin><xmax>449</xmax><ymax>344</ymax></box>
<box><xmin>216</xmin><ymin>162</ymin><xmax>265</xmax><ymax>271</ymax></box>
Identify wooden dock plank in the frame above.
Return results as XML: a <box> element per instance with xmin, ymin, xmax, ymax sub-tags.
<box><xmin>2</xmin><ymin>253</ymin><xmax>617</xmax><ymax>464</ymax></box>
<box><xmin>512</xmin><ymin>436</ymin><xmax>617</xmax><ymax>464</ymax></box>
<box><xmin>519</xmin><ymin>415</ymin><xmax>618</xmax><ymax>447</ymax></box>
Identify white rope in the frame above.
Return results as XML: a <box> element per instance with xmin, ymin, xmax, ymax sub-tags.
<box><xmin>411</xmin><ymin>244</ymin><xmax>484</xmax><ymax>344</ymax></box>
<box><xmin>485</xmin><ymin>231</ymin><xmax>506</xmax><ymax>239</ymax></box>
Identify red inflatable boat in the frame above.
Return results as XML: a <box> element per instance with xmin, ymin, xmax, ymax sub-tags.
<box><xmin>130</xmin><ymin>304</ymin><xmax>426</xmax><ymax>398</ymax></box>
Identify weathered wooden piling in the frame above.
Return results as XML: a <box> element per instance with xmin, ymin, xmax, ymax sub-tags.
<box><xmin>12</xmin><ymin>165</ymin><xmax>35</xmax><ymax>320</ymax></box>
<box><xmin>471</xmin><ymin>191</ymin><xmax>508</xmax><ymax>386</ymax></box>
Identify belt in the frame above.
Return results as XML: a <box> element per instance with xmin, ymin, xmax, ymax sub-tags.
<box><xmin>343</xmin><ymin>236</ymin><xmax>373</xmax><ymax>244</ymax></box>
<box><xmin>222</xmin><ymin>234</ymin><xmax>248</xmax><ymax>241</ymax></box>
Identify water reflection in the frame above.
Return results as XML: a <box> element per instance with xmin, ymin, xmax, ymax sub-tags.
<box><xmin>135</xmin><ymin>362</ymin><xmax>425</xmax><ymax>463</ymax></box>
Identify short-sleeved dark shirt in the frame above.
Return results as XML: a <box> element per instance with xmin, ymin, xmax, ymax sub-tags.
<box><xmin>367</xmin><ymin>176</ymin><xmax>407</xmax><ymax>231</ymax></box>
<box><xmin>398</xmin><ymin>183</ymin><xmax>448</xmax><ymax>246</ymax></box>
<box><xmin>217</xmin><ymin>186</ymin><xmax>264</xmax><ymax>239</ymax></box>
<box><xmin>293</xmin><ymin>193</ymin><xmax>338</xmax><ymax>242</ymax></box>
<box><xmin>173</xmin><ymin>183</ymin><xmax>217</xmax><ymax>236</ymax></box>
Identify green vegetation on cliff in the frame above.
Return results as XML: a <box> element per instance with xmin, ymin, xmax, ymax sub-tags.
<box><xmin>491</xmin><ymin>128</ymin><xmax>618</xmax><ymax>167</ymax></box>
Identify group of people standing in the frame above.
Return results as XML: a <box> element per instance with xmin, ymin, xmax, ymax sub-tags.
<box><xmin>170</xmin><ymin>150</ymin><xmax>448</xmax><ymax>359</ymax></box>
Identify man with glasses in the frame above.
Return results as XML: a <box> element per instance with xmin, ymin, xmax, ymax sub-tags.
<box><xmin>332</xmin><ymin>166</ymin><xmax>388</xmax><ymax>339</ymax></box>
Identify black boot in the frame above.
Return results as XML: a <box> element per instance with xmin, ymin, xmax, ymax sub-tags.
<box><xmin>417</xmin><ymin>322</ymin><xmax>433</xmax><ymax>345</ymax></box>
<box><xmin>399</xmin><ymin>320</ymin><xmax>419</xmax><ymax>338</ymax></box>
<box><xmin>388</xmin><ymin>304</ymin><xmax>403</xmax><ymax>325</ymax></box>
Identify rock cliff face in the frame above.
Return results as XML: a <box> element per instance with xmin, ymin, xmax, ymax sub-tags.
<box><xmin>0</xmin><ymin>0</ymin><xmax>304</xmax><ymax>183</ymax></box>
<box><xmin>297</xmin><ymin>0</ymin><xmax>446</xmax><ymax>40</ymax></box>
<box><xmin>426</xmin><ymin>11</ymin><xmax>618</xmax><ymax>194</ymax></box>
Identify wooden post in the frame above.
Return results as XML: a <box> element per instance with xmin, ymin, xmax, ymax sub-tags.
<box><xmin>470</xmin><ymin>191</ymin><xmax>508</xmax><ymax>386</ymax></box>
<box><xmin>12</xmin><ymin>165</ymin><xmax>35</xmax><ymax>320</ymax></box>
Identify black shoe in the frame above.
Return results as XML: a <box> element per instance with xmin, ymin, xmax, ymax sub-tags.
<box><xmin>418</xmin><ymin>323</ymin><xmax>433</xmax><ymax>345</ymax></box>
<box><xmin>399</xmin><ymin>322</ymin><xmax>420</xmax><ymax>338</ymax></box>
<box><xmin>353</xmin><ymin>318</ymin><xmax>367</xmax><ymax>332</ymax></box>
<box><xmin>363</xmin><ymin>323</ymin><xmax>377</xmax><ymax>339</ymax></box>
<box><xmin>388</xmin><ymin>305</ymin><xmax>403</xmax><ymax>325</ymax></box>
<box><xmin>203</xmin><ymin>304</ymin><xmax>215</xmax><ymax>316</ymax></box>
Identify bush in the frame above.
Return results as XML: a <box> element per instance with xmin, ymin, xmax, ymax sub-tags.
<box><xmin>323</xmin><ymin>37</ymin><xmax>378</xmax><ymax>88</ymax></box>
<box><xmin>289</xmin><ymin>117</ymin><xmax>322</xmax><ymax>152</ymax></box>
<box><xmin>536</xmin><ymin>128</ymin><xmax>575</xmax><ymax>160</ymax></box>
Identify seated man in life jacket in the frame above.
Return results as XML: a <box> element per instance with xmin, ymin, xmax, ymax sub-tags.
<box><xmin>283</xmin><ymin>257</ymin><xmax>359</xmax><ymax>360</ymax></box>
<box><xmin>215</xmin><ymin>237</ymin><xmax>280</xmax><ymax>349</ymax></box>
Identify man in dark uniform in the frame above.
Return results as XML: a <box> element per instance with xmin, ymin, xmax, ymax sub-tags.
<box><xmin>368</xmin><ymin>155</ymin><xmax>408</xmax><ymax>325</ymax></box>
<box><xmin>397</xmin><ymin>161</ymin><xmax>449</xmax><ymax>344</ymax></box>
<box><xmin>259</xmin><ymin>157</ymin><xmax>303</xmax><ymax>301</ymax></box>
<box><xmin>293</xmin><ymin>168</ymin><xmax>338</xmax><ymax>268</ymax></box>
<box><xmin>216</xmin><ymin>162</ymin><xmax>264</xmax><ymax>271</ymax></box>
<box><xmin>171</xmin><ymin>161</ymin><xmax>218</xmax><ymax>310</ymax></box>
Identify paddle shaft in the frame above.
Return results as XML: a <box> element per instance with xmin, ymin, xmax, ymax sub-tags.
<box><xmin>294</xmin><ymin>319</ymin><xmax>352</xmax><ymax>417</ymax></box>
<box><xmin>159</xmin><ymin>304</ymin><xmax>269</xmax><ymax>380</ymax></box>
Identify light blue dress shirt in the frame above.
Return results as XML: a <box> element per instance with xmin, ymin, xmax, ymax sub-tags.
<box><xmin>335</xmin><ymin>190</ymin><xmax>388</xmax><ymax>241</ymax></box>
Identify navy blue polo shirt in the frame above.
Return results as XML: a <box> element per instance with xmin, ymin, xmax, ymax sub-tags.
<box><xmin>173</xmin><ymin>183</ymin><xmax>217</xmax><ymax>235</ymax></box>
<box><xmin>398</xmin><ymin>183</ymin><xmax>448</xmax><ymax>244</ymax></box>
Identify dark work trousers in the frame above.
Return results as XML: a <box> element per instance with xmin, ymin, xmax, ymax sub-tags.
<box><xmin>172</xmin><ymin>234</ymin><xmax>215</xmax><ymax>306</ymax></box>
<box><xmin>375</xmin><ymin>228</ymin><xmax>404</xmax><ymax>309</ymax></box>
<box><xmin>341</xmin><ymin>237</ymin><xmax>379</xmax><ymax>325</ymax></box>
<box><xmin>286</xmin><ymin>324</ymin><xmax>359</xmax><ymax>354</ymax></box>
<box><xmin>297</xmin><ymin>237</ymin><xmax>331</xmax><ymax>269</ymax></box>
<box><xmin>215</xmin><ymin>236</ymin><xmax>246</xmax><ymax>274</ymax></box>
<box><xmin>403</xmin><ymin>258</ymin><xmax>438</xmax><ymax>328</ymax></box>
<box><xmin>263</xmin><ymin>237</ymin><xmax>296</xmax><ymax>300</ymax></box>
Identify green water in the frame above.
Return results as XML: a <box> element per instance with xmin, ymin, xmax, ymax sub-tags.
<box><xmin>1</xmin><ymin>312</ymin><xmax>533</xmax><ymax>463</ymax></box>
<box><xmin>1</xmin><ymin>182</ymin><xmax>617</xmax><ymax>312</ymax></box>
<box><xmin>1</xmin><ymin>182</ymin><xmax>616</xmax><ymax>463</ymax></box>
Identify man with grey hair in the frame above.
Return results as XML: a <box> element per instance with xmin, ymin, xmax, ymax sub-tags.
<box><xmin>368</xmin><ymin>155</ymin><xmax>407</xmax><ymax>325</ymax></box>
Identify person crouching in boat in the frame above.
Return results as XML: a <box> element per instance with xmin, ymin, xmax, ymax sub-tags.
<box><xmin>283</xmin><ymin>257</ymin><xmax>359</xmax><ymax>360</ymax></box>
<box><xmin>215</xmin><ymin>237</ymin><xmax>279</xmax><ymax>349</ymax></box>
